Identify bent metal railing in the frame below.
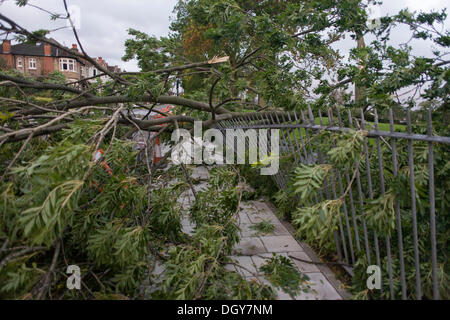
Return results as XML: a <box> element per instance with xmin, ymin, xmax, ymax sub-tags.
<box><xmin>216</xmin><ymin>106</ymin><xmax>449</xmax><ymax>300</ymax></box>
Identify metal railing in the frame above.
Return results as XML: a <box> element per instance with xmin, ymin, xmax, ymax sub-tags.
<box><xmin>216</xmin><ymin>106</ymin><xmax>449</xmax><ymax>300</ymax></box>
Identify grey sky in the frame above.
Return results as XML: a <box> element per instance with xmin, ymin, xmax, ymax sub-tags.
<box><xmin>335</xmin><ymin>0</ymin><xmax>449</xmax><ymax>61</ymax></box>
<box><xmin>0</xmin><ymin>0</ymin><xmax>178</xmax><ymax>71</ymax></box>
<box><xmin>0</xmin><ymin>0</ymin><xmax>448</xmax><ymax>72</ymax></box>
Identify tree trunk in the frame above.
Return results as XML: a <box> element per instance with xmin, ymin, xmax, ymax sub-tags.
<box><xmin>355</xmin><ymin>35</ymin><xmax>366</xmax><ymax>104</ymax></box>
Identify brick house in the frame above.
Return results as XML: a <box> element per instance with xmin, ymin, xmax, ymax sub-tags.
<box><xmin>88</xmin><ymin>56</ymin><xmax>121</xmax><ymax>83</ymax></box>
<box><xmin>0</xmin><ymin>38</ymin><xmax>120</xmax><ymax>82</ymax></box>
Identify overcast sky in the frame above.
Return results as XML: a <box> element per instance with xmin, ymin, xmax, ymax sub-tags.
<box><xmin>0</xmin><ymin>0</ymin><xmax>178</xmax><ymax>71</ymax></box>
<box><xmin>0</xmin><ymin>0</ymin><xmax>448</xmax><ymax>72</ymax></box>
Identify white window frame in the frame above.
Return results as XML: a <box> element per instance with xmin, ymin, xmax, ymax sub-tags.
<box><xmin>59</xmin><ymin>58</ymin><xmax>77</xmax><ymax>72</ymax></box>
<box><xmin>17</xmin><ymin>57</ymin><xmax>23</xmax><ymax>68</ymax></box>
<box><xmin>28</xmin><ymin>58</ymin><xmax>36</xmax><ymax>70</ymax></box>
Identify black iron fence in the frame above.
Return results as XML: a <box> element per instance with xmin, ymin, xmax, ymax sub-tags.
<box><xmin>216</xmin><ymin>107</ymin><xmax>449</xmax><ymax>300</ymax></box>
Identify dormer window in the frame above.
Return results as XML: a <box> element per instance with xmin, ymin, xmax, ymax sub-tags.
<box><xmin>17</xmin><ymin>57</ymin><xmax>22</xmax><ymax>68</ymax></box>
<box><xmin>28</xmin><ymin>58</ymin><xmax>36</xmax><ymax>69</ymax></box>
<box><xmin>59</xmin><ymin>58</ymin><xmax>76</xmax><ymax>72</ymax></box>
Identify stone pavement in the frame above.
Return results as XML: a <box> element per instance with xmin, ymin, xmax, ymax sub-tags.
<box><xmin>177</xmin><ymin>165</ymin><xmax>349</xmax><ymax>300</ymax></box>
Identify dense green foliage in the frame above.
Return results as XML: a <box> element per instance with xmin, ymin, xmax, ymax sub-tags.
<box><xmin>1</xmin><ymin>0</ymin><xmax>448</xmax><ymax>300</ymax></box>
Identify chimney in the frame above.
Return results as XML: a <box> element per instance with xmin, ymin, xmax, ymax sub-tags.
<box><xmin>71</xmin><ymin>43</ymin><xmax>78</xmax><ymax>51</ymax></box>
<box><xmin>44</xmin><ymin>43</ymin><xmax>51</xmax><ymax>56</ymax></box>
<box><xmin>2</xmin><ymin>40</ymin><xmax>11</xmax><ymax>54</ymax></box>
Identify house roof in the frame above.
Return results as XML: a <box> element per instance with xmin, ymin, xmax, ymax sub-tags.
<box><xmin>0</xmin><ymin>38</ymin><xmax>85</xmax><ymax>65</ymax></box>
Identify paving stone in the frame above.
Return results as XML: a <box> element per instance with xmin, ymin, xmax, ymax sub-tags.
<box><xmin>233</xmin><ymin>237</ymin><xmax>267</xmax><ymax>255</ymax></box>
<box><xmin>194</xmin><ymin>182</ymin><xmax>210</xmax><ymax>192</ymax></box>
<box><xmin>224</xmin><ymin>264</ymin><xmax>237</xmax><ymax>272</ymax></box>
<box><xmin>178</xmin><ymin>198</ymin><xmax>193</xmax><ymax>209</ymax></box>
<box><xmin>151</xmin><ymin>261</ymin><xmax>165</xmax><ymax>276</ymax></box>
<box><xmin>239</xmin><ymin>202</ymin><xmax>255</xmax><ymax>211</ymax></box>
<box><xmin>179</xmin><ymin>189</ymin><xmax>195</xmax><ymax>199</ymax></box>
<box><xmin>239</xmin><ymin>206</ymin><xmax>259</xmax><ymax>215</ymax></box>
<box><xmin>181</xmin><ymin>218</ymin><xmax>195</xmax><ymax>235</ymax></box>
<box><xmin>295</xmin><ymin>273</ymin><xmax>342</xmax><ymax>300</ymax></box>
<box><xmin>246</xmin><ymin>269</ymin><xmax>340</xmax><ymax>300</ymax></box>
<box><xmin>287</xmin><ymin>251</ymin><xmax>320</xmax><ymax>273</ymax></box>
<box><xmin>245</xmin><ymin>276</ymin><xmax>294</xmax><ymax>300</ymax></box>
<box><xmin>237</xmin><ymin>211</ymin><xmax>251</xmax><ymax>224</ymax></box>
<box><xmin>176</xmin><ymin>196</ymin><xmax>187</xmax><ymax>204</ymax></box>
<box><xmin>182</xmin><ymin>226</ymin><xmax>195</xmax><ymax>235</ymax></box>
<box><xmin>249</xmin><ymin>253</ymin><xmax>273</xmax><ymax>274</ymax></box>
<box><xmin>252</xmin><ymin>201</ymin><xmax>272</xmax><ymax>213</ymax></box>
<box><xmin>260</xmin><ymin>235</ymin><xmax>303</xmax><ymax>253</ymax></box>
<box><xmin>177</xmin><ymin>192</ymin><xmax>195</xmax><ymax>209</ymax></box>
<box><xmin>191</xmin><ymin>166</ymin><xmax>210</xmax><ymax>180</ymax></box>
<box><xmin>229</xmin><ymin>256</ymin><xmax>258</xmax><ymax>277</ymax></box>
<box><xmin>167</xmin><ymin>178</ymin><xmax>180</xmax><ymax>186</ymax></box>
<box><xmin>240</xmin><ymin>222</ymin><xmax>290</xmax><ymax>237</ymax></box>
<box><xmin>239</xmin><ymin>223</ymin><xmax>257</xmax><ymax>237</ymax></box>
<box><xmin>246</xmin><ymin>209</ymin><xmax>279</xmax><ymax>224</ymax></box>
<box><xmin>254</xmin><ymin>222</ymin><xmax>290</xmax><ymax>236</ymax></box>
<box><xmin>178</xmin><ymin>201</ymin><xmax>188</xmax><ymax>209</ymax></box>
<box><xmin>181</xmin><ymin>217</ymin><xmax>191</xmax><ymax>226</ymax></box>
<box><xmin>250</xmin><ymin>252</ymin><xmax>297</xmax><ymax>273</ymax></box>
<box><xmin>142</xmin><ymin>261</ymin><xmax>167</xmax><ymax>299</ymax></box>
<box><xmin>271</xmin><ymin>223</ymin><xmax>290</xmax><ymax>236</ymax></box>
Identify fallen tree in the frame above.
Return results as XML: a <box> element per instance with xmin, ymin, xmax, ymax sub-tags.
<box><xmin>0</xmin><ymin>0</ymin><xmax>448</xmax><ymax>299</ymax></box>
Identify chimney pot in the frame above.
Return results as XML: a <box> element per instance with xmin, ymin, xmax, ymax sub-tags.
<box><xmin>72</xmin><ymin>43</ymin><xmax>78</xmax><ymax>50</ymax></box>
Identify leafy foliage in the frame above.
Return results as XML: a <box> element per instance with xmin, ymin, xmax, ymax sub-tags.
<box><xmin>1</xmin><ymin>0</ymin><xmax>449</xmax><ymax>301</ymax></box>
<box><xmin>250</xmin><ymin>220</ymin><xmax>275</xmax><ymax>235</ymax></box>
<box><xmin>292</xmin><ymin>164</ymin><xmax>332</xmax><ymax>201</ymax></box>
<box><xmin>260</xmin><ymin>253</ymin><xmax>311</xmax><ymax>298</ymax></box>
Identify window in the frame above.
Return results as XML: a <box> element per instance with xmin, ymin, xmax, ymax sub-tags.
<box><xmin>28</xmin><ymin>58</ymin><xmax>36</xmax><ymax>69</ymax></box>
<box><xmin>17</xmin><ymin>57</ymin><xmax>22</xmax><ymax>68</ymax></box>
<box><xmin>93</xmin><ymin>69</ymin><xmax>97</xmax><ymax>76</ymax></box>
<box><xmin>59</xmin><ymin>58</ymin><xmax>77</xmax><ymax>72</ymax></box>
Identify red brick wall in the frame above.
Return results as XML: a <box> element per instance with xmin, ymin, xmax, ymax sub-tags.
<box><xmin>23</xmin><ymin>56</ymin><xmax>43</xmax><ymax>76</ymax></box>
<box><xmin>0</xmin><ymin>53</ymin><xmax>13</xmax><ymax>68</ymax></box>
<box><xmin>42</xmin><ymin>56</ymin><xmax>54</xmax><ymax>75</ymax></box>
<box><xmin>1</xmin><ymin>40</ymin><xmax>13</xmax><ymax>68</ymax></box>
<box><xmin>13</xmin><ymin>55</ymin><xmax>25</xmax><ymax>73</ymax></box>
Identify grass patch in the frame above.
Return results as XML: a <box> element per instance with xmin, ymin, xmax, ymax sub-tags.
<box><xmin>34</xmin><ymin>96</ymin><xmax>54</xmax><ymax>102</ymax></box>
<box><xmin>284</xmin><ymin>116</ymin><xmax>406</xmax><ymax>146</ymax></box>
